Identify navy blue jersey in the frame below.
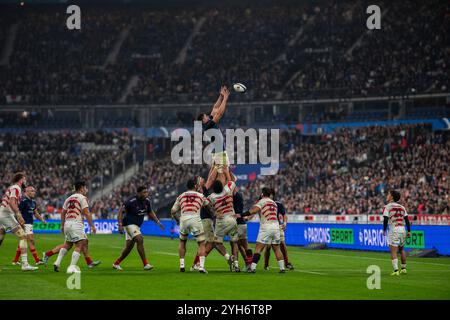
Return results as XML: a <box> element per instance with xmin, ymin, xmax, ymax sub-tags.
<box><xmin>200</xmin><ymin>188</ymin><xmax>213</xmax><ymax>220</ymax></box>
<box><xmin>122</xmin><ymin>196</ymin><xmax>153</xmax><ymax>227</ymax></box>
<box><xmin>233</xmin><ymin>192</ymin><xmax>246</xmax><ymax>225</ymax></box>
<box><xmin>202</xmin><ymin>115</ymin><xmax>225</xmax><ymax>151</ymax></box>
<box><xmin>19</xmin><ymin>197</ymin><xmax>36</xmax><ymax>225</ymax></box>
<box><xmin>275</xmin><ymin>200</ymin><xmax>286</xmax><ymax>225</ymax></box>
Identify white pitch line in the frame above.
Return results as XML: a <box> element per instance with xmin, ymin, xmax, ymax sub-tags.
<box><xmin>293</xmin><ymin>270</ymin><xmax>326</xmax><ymax>275</ymax></box>
<box><xmin>290</xmin><ymin>251</ymin><xmax>450</xmax><ymax>267</ymax></box>
<box><xmin>154</xmin><ymin>251</ymin><xmax>179</xmax><ymax>256</ymax></box>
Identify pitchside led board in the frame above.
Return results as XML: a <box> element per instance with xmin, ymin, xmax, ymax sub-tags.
<box><xmin>32</xmin><ymin>220</ymin><xmax>450</xmax><ymax>256</ymax></box>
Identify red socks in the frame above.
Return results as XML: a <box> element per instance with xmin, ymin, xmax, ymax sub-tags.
<box><xmin>114</xmin><ymin>258</ymin><xmax>121</xmax><ymax>265</ymax></box>
<box><xmin>45</xmin><ymin>250</ymin><xmax>55</xmax><ymax>257</ymax></box>
<box><xmin>13</xmin><ymin>246</ymin><xmax>21</xmax><ymax>263</ymax></box>
<box><xmin>143</xmin><ymin>258</ymin><xmax>149</xmax><ymax>266</ymax></box>
<box><xmin>85</xmin><ymin>256</ymin><xmax>93</xmax><ymax>265</ymax></box>
<box><xmin>30</xmin><ymin>248</ymin><xmax>40</xmax><ymax>263</ymax></box>
<box><xmin>193</xmin><ymin>255</ymin><xmax>200</xmax><ymax>265</ymax></box>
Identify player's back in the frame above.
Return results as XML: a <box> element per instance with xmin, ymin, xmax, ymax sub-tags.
<box><xmin>19</xmin><ymin>197</ymin><xmax>36</xmax><ymax>225</ymax></box>
<box><xmin>208</xmin><ymin>181</ymin><xmax>235</xmax><ymax>219</ymax></box>
<box><xmin>1</xmin><ymin>184</ymin><xmax>22</xmax><ymax>213</ymax></box>
<box><xmin>175</xmin><ymin>190</ymin><xmax>208</xmax><ymax>216</ymax></box>
<box><xmin>255</xmin><ymin>197</ymin><xmax>278</xmax><ymax>226</ymax></box>
<box><xmin>383</xmin><ymin>202</ymin><xmax>408</xmax><ymax>229</ymax></box>
<box><xmin>63</xmin><ymin>193</ymin><xmax>89</xmax><ymax>224</ymax></box>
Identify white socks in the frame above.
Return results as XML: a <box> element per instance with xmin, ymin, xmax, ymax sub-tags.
<box><xmin>199</xmin><ymin>256</ymin><xmax>205</xmax><ymax>269</ymax></box>
<box><xmin>55</xmin><ymin>248</ymin><xmax>68</xmax><ymax>267</ymax></box>
<box><xmin>180</xmin><ymin>258</ymin><xmax>185</xmax><ymax>268</ymax></box>
<box><xmin>278</xmin><ymin>260</ymin><xmax>285</xmax><ymax>271</ymax></box>
<box><xmin>70</xmin><ymin>251</ymin><xmax>81</xmax><ymax>267</ymax></box>
<box><xmin>19</xmin><ymin>239</ymin><xmax>28</xmax><ymax>266</ymax></box>
<box><xmin>251</xmin><ymin>262</ymin><xmax>257</xmax><ymax>271</ymax></box>
<box><xmin>401</xmin><ymin>263</ymin><xmax>407</xmax><ymax>269</ymax></box>
<box><xmin>392</xmin><ymin>258</ymin><xmax>398</xmax><ymax>271</ymax></box>
<box><xmin>224</xmin><ymin>253</ymin><xmax>230</xmax><ymax>261</ymax></box>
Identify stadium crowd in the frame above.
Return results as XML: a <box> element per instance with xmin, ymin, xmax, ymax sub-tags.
<box><xmin>240</xmin><ymin>124</ymin><xmax>450</xmax><ymax>215</ymax></box>
<box><xmin>0</xmin><ymin>0</ymin><xmax>448</xmax><ymax>105</ymax></box>
<box><xmin>0</xmin><ymin>130</ymin><xmax>133</xmax><ymax>215</ymax></box>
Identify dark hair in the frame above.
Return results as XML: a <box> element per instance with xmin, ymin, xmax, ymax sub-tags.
<box><xmin>137</xmin><ymin>186</ymin><xmax>147</xmax><ymax>193</ymax></box>
<box><xmin>389</xmin><ymin>190</ymin><xmax>401</xmax><ymax>202</ymax></box>
<box><xmin>74</xmin><ymin>181</ymin><xmax>86</xmax><ymax>191</ymax></box>
<box><xmin>186</xmin><ymin>179</ymin><xmax>196</xmax><ymax>190</ymax></box>
<box><xmin>212</xmin><ymin>180</ymin><xmax>223</xmax><ymax>194</ymax></box>
<box><xmin>269</xmin><ymin>187</ymin><xmax>276</xmax><ymax>199</ymax></box>
<box><xmin>261</xmin><ymin>187</ymin><xmax>272</xmax><ymax>197</ymax></box>
<box><xmin>12</xmin><ymin>172</ymin><xmax>25</xmax><ymax>184</ymax></box>
<box><xmin>196</xmin><ymin>113</ymin><xmax>207</xmax><ymax>121</ymax></box>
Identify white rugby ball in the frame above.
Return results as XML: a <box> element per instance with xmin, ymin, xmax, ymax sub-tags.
<box><xmin>233</xmin><ymin>83</ymin><xmax>247</xmax><ymax>93</ymax></box>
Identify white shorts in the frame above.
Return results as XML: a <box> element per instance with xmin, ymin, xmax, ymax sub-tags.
<box><xmin>212</xmin><ymin>151</ymin><xmax>230</xmax><ymax>173</ymax></box>
<box><xmin>64</xmin><ymin>222</ymin><xmax>87</xmax><ymax>243</ymax></box>
<box><xmin>24</xmin><ymin>224</ymin><xmax>34</xmax><ymax>236</ymax></box>
<box><xmin>214</xmin><ymin>216</ymin><xmax>238</xmax><ymax>243</ymax></box>
<box><xmin>124</xmin><ymin>224</ymin><xmax>142</xmax><ymax>241</ymax></box>
<box><xmin>388</xmin><ymin>228</ymin><xmax>406</xmax><ymax>247</ymax></box>
<box><xmin>237</xmin><ymin>224</ymin><xmax>247</xmax><ymax>240</ymax></box>
<box><xmin>0</xmin><ymin>209</ymin><xmax>20</xmax><ymax>231</ymax></box>
<box><xmin>179</xmin><ymin>215</ymin><xmax>205</xmax><ymax>242</ymax></box>
<box><xmin>279</xmin><ymin>225</ymin><xmax>285</xmax><ymax>242</ymax></box>
<box><xmin>202</xmin><ymin>218</ymin><xmax>215</xmax><ymax>242</ymax></box>
<box><xmin>257</xmin><ymin>224</ymin><xmax>281</xmax><ymax>245</ymax></box>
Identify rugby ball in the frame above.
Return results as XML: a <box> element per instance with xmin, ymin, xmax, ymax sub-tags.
<box><xmin>233</xmin><ymin>83</ymin><xmax>247</xmax><ymax>93</ymax></box>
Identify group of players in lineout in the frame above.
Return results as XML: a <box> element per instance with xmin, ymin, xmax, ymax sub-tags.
<box><xmin>0</xmin><ymin>86</ymin><xmax>411</xmax><ymax>275</ymax></box>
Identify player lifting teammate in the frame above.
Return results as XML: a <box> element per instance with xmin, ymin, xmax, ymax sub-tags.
<box><xmin>382</xmin><ymin>190</ymin><xmax>411</xmax><ymax>276</ymax></box>
<box><xmin>113</xmin><ymin>186</ymin><xmax>164</xmax><ymax>271</ymax></box>
<box><xmin>238</xmin><ymin>187</ymin><xmax>286</xmax><ymax>273</ymax></box>
<box><xmin>0</xmin><ymin>172</ymin><xmax>38</xmax><ymax>271</ymax></box>
<box><xmin>171</xmin><ymin>178</ymin><xmax>212</xmax><ymax>273</ymax></box>
<box><xmin>263</xmin><ymin>188</ymin><xmax>294</xmax><ymax>271</ymax></box>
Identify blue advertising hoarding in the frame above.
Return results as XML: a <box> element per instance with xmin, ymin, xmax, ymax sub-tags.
<box><xmin>32</xmin><ymin>220</ymin><xmax>450</xmax><ymax>255</ymax></box>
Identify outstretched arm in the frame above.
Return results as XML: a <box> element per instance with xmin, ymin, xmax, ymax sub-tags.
<box><xmin>212</xmin><ymin>86</ymin><xmax>230</xmax><ymax>123</ymax></box>
<box><xmin>211</xmin><ymin>90</ymin><xmax>224</xmax><ymax>118</ymax></box>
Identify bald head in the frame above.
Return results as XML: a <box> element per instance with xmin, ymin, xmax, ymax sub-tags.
<box><xmin>25</xmin><ymin>186</ymin><xmax>36</xmax><ymax>199</ymax></box>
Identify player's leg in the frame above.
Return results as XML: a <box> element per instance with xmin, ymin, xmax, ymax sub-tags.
<box><xmin>65</xmin><ymin>240</ymin><xmax>85</xmax><ymax>273</ymax></box>
<box><xmin>54</xmin><ymin>241</ymin><xmax>73</xmax><ymax>272</ymax></box>
<box><xmin>272</xmin><ymin>244</ymin><xmax>286</xmax><ymax>273</ymax></box>
<box><xmin>280</xmin><ymin>241</ymin><xmax>293</xmax><ymax>270</ymax></box>
<box><xmin>249</xmin><ymin>242</ymin><xmax>265</xmax><ymax>273</ymax></box>
<box><xmin>134</xmin><ymin>234</ymin><xmax>152</xmax><ymax>270</ymax></box>
<box><xmin>197</xmin><ymin>240</ymin><xmax>207</xmax><ymax>273</ymax></box>
<box><xmin>389</xmin><ymin>245</ymin><xmax>399</xmax><ymax>275</ymax></box>
<box><xmin>43</xmin><ymin>243</ymin><xmax>64</xmax><ymax>265</ymax></box>
<box><xmin>12</xmin><ymin>242</ymin><xmax>22</xmax><ymax>265</ymax></box>
<box><xmin>113</xmin><ymin>239</ymin><xmax>135</xmax><ymax>270</ymax></box>
<box><xmin>81</xmin><ymin>239</ymin><xmax>101</xmax><ymax>268</ymax></box>
<box><xmin>213</xmin><ymin>220</ymin><xmax>232</xmax><ymax>269</ymax></box>
<box><xmin>399</xmin><ymin>245</ymin><xmax>407</xmax><ymax>274</ymax></box>
<box><xmin>0</xmin><ymin>227</ymin><xmax>5</xmax><ymax>246</ymax></box>
<box><xmin>12</xmin><ymin>226</ymin><xmax>38</xmax><ymax>271</ymax></box>
<box><xmin>26</xmin><ymin>230</ymin><xmax>43</xmax><ymax>264</ymax></box>
<box><xmin>263</xmin><ymin>245</ymin><xmax>271</xmax><ymax>270</ymax></box>
<box><xmin>179</xmin><ymin>236</ymin><xmax>188</xmax><ymax>272</ymax></box>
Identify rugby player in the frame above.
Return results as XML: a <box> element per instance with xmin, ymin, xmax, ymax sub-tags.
<box><xmin>233</xmin><ymin>190</ymin><xmax>253</xmax><ymax>271</ymax></box>
<box><xmin>12</xmin><ymin>186</ymin><xmax>46</xmax><ymax>266</ymax></box>
<box><xmin>53</xmin><ymin>181</ymin><xmax>97</xmax><ymax>273</ymax></box>
<box><xmin>0</xmin><ymin>172</ymin><xmax>38</xmax><ymax>271</ymax></box>
<box><xmin>113</xmin><ymin>186</ymin><xmax>164</xmax><ymax>271</ymax></box>
<box><xmin>197</xmin><ymin>86</ymin><xmax>230</xmax><ymax>183</ymax></box>
<box><xmin>238</xmin><ymin>187</ymin><xmax>286</xmax><ymax>273</ymax></box>
<box><xmin>382</xmin><ymin>190</ymin><xmax>411</xmax><ymax>276</ymax></box>
<box><xmin>208</xmin><ymin>179</ymin><xmax>240</xmax><ymax>272</ymax></box>
<box><xmin>171</xmin><ymin>178</ymin><xmax>212</xmax><ymax>273</ymax></box>
<box><xmin>190</xmin><ymin>173</ymin><xmax>230</xmax><ymax>271</ymax></box>
<box><xmin>263</xmin><ymin>188</ymin><xmax>294</xmax><ymax>271</ymax></box>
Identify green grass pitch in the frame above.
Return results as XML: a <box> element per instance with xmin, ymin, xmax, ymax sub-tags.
<box><xmin>1</xmin><ymin>234</ymin><xmax>450</xmax><ymax>300</ymax></box>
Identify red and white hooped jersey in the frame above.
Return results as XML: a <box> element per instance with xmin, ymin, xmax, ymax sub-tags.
<box><xmin>208</xmin><ymin>181</ymin><xmax>236</xmax><ymax>219</ymax></box>
<box><xmin>173</xmin><ymin>190</ymin><xmax>209</xmax><ymax>216</ymax></box>
<box><xmin>0</xmin><ymin>184</ymin><xmax>22</xmax><ymax>213</ymax></box>
<box><xmin>254</xmin><ymin>197</ymin><xmax>279</xmax><ymax>226</ymax></box>
<box><xmin>382</xmin><ymin>202</ymin><xmax>408</xmax><ymax>229</ymax></box>
<box><xmin>62</xmin><ymin>193</ymin><xmax>89</xmax><ymax>223</ymax></box>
